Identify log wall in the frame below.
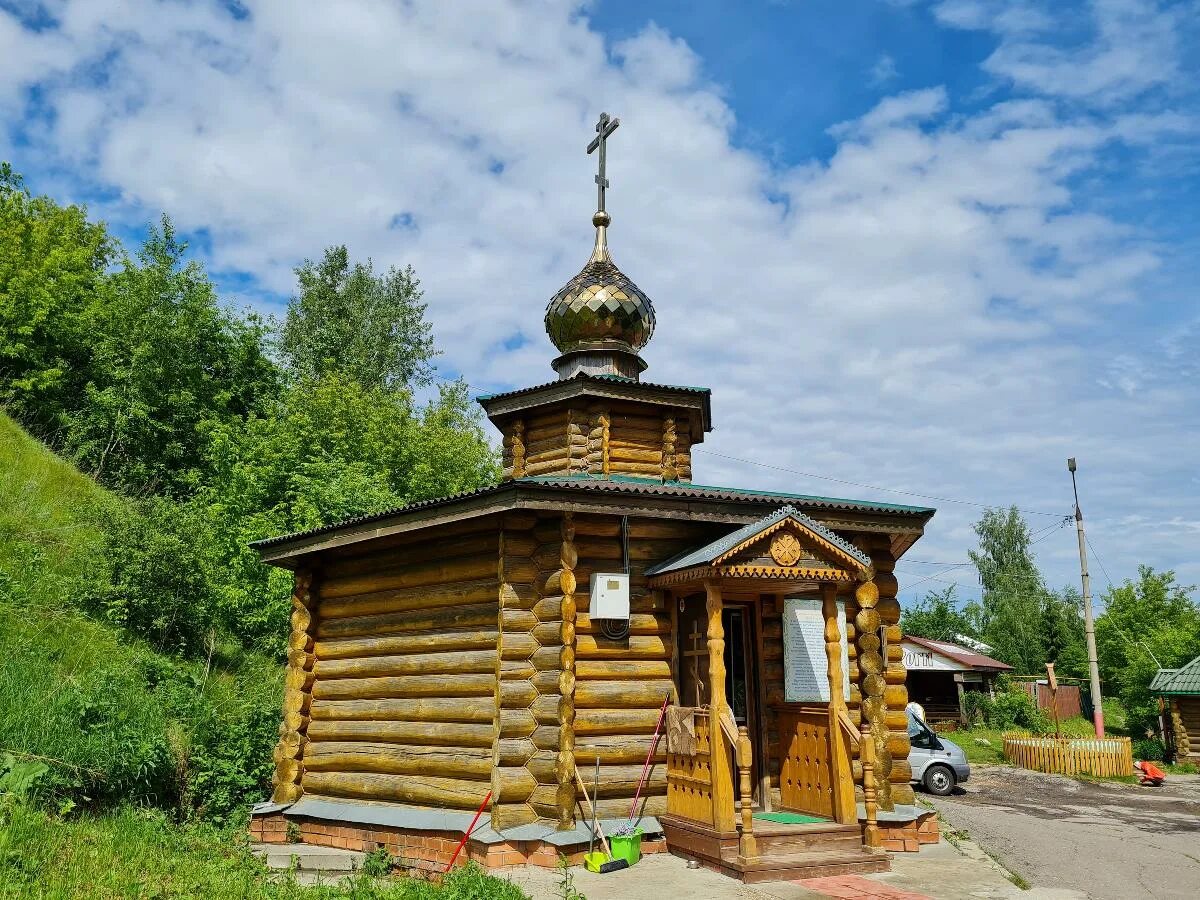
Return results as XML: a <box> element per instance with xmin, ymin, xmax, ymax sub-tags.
<box><xmin>569</xmin><ymin>515</ymin><xmax>717</xmax><ymax>820</ymax></box>
<box><xmin>499</xmin><ymin>402</ymin><xmax>697</xmax><ymax>483</ymax></box>
<box><xmin>301</xmin><ymin>520</ymin><xmax>502</xmax><ymax>812</ymax></box>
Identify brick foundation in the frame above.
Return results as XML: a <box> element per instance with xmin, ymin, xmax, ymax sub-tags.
<box><xmin>248</xmin><ymin>811</ymin><xmax>666</xmax><ymax>873</ymax></box>
<box><xmin>875</xmin><ymin>811</ymin><xmax>939</xmax><ymax>852</ymax></box>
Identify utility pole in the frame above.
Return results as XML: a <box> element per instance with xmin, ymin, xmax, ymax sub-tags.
<box><xmin>1068</xmin><ymin>458</ymin><xmax>1105</xmax><ymax>737</ymax></box>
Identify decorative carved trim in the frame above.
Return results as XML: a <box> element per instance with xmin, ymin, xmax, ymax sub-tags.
<box><xmin>647</xmin><ymin>562</ymin><xmax>856</xmax><ymax>588</ymax></box>
<box><xmin>511</xmin><ymin>419</ymin><xmax>526</xmax><ymax>479</ymax></box>
<box><xmin>661</xmin><ymin>414</ymin><xmax>677</xmax><ymax>482</ymax></box>
<box><xmin>713</xmin><ymin>517</ymin><xmax>871</xmax><ymax>577</ymax></box>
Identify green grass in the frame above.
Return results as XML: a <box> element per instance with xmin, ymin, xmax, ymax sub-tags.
<box><xmin>0</xmin><ymin>803</ymin><xmax>528</xmax><ymax>899</ymax></box>
<box><xmin>0</xmin><ymin>411</ymin><xmax>114</xmax><ymax>608</ymax></box>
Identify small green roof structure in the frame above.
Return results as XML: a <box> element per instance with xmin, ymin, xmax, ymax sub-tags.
<box><xmin>1151</xmin><ymin>655</ymin><xmax>1200</xmax><ymax>695</ymax></box>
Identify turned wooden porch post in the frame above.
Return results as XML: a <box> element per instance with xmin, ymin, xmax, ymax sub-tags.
<box><xmin>822</xmin><ymin>582</ymin><xmax>856</xmax><ymax>824</ymax></box>
<box><xmin>705</xmin><ymin>580</ymin><xmax>737</xmax><ymax>832</ymax></box>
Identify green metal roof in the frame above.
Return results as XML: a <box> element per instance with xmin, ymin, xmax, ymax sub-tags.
<box><xmin>519</xmin><ymin>473</ymin><xmax>936</xmax><ymax>514</ymax></box>
<box><xmin>1151</xmin><ymin>655</ymin><xmax>1200</xmax><ymax>695</ymax></box>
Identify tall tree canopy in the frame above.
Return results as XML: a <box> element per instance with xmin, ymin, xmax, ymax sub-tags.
<box><xmin>1096</xmin><ymin>567</ymin><xmax>1200</xmax><ymax>735</ymax></box>
<box><xmin>969</xmin><ymin>506</ymin><xmax>1050</xmax><ymax>672</ymax></box>
<box><xmin>67</xmin><ymin>218</ymin><xmax>279</xmax><ymax>495</ymax></box>
<box><xmin>279</xmin><ymin>246</ymin><xmax>437</xmax><ymax>390</ymax></box>
<box><xmin>0</xmin><ymin>164</ymin><xmax>113</xmax><ymax>437</ymax></box>
<box><xmin>899</xmin><ymin>586</ymin><xmax>979</xmax><ymax>643</ymax></box>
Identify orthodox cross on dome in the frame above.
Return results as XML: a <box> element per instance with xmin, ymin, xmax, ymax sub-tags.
<box><xmin>587</xmin><ymin>112</ymin><xmax>620</xmax><ymax>215</ymax></box>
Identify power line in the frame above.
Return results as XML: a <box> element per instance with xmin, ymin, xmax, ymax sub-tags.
<box><xmin>692</xmin><ymin>448</ymin><xmax>1067</xmax><ymax>517</ymax></box>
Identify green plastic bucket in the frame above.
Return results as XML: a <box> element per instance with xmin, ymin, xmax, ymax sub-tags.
<box><xmin>608</xmin><ymin>828</ymin><xmax>642</xmax><ymax>866</ymax></box>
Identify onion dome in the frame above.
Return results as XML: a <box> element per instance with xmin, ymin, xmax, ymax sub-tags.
<box><xmin>544</xmin><ymin>211</ymin><xmax>656</xmax><ymax>380</ymax></box>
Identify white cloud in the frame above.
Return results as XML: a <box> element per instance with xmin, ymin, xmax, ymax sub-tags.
<box><xmin>933</xmin><ymin>0</ymin><xmax>1191</xmax><ymax>105</ymax></box>
<box><xmin>1</xmin><ymin>0</ymin><xmax>1197</xmax><ymax>594</ymax></box>
<box><xmin>869</xmin><ymin>54</ymin><xmax>899</xmax><ymax>86</ymax></box>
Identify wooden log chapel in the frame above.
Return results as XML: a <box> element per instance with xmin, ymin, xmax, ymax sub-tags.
<box><xmin>249</xmin><ymin>113</ymin><xmax>940</xmax><ymax>880</ymax></box>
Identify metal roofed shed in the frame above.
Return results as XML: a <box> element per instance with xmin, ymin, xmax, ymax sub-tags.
<box><xmin>901</xmin><ymin>636</ymin><xmax>1013</xmax><ymax>727</ymax></box>
<box><xmin>1154</xmin><ymin>654</ymin><xmax>1200</xmax><ymax>763</ymax></box>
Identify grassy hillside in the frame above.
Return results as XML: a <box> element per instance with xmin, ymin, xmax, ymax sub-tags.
<box><xmin>0</xmin><ymin>412</ymin><xmax>527</xmax><ymax>898</ymax></box>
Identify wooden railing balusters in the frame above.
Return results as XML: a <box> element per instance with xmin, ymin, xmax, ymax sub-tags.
<box><xmin>737</xmin><ymin>725</ymin><xmax>758</xmax><ymax>861</ymax></box>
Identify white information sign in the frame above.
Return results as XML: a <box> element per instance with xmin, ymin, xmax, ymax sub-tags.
<box><xmin>783</xmin><ymin>596</ymin><xmax>850</xmax><ymax>703</ymax></box>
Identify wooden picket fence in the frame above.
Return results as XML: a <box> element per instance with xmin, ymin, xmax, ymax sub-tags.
<box><xmin>1002</xmin><ymin>732</ymin><xmax>1134</xmax><ymax>777</ymax></box>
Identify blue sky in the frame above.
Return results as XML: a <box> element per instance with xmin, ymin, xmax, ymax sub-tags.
<box><xmin>2</xmin><ymin>0</ymin><xmax>1199</xmax><ymax>608</ymax></box>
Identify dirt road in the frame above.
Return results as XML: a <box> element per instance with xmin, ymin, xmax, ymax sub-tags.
<box><xmin>929</xmin><ymin>766</ymin><xmax>1200</xmax><ymax>900</ymax></box>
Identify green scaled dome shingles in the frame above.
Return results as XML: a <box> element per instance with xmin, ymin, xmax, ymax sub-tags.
<box><xmin>544</xmin><ymin>224</ymin><xmax>656</xmax><ymax>354</ymax></box>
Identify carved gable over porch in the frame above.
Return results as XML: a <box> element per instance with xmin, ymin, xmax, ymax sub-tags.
<box><xmin>646</xmin><ymin>505</ymin><xmax>873</xmax><ymax>587</ymax></box>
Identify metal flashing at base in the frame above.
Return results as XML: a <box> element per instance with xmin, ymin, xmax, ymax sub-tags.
<box><xmin>278</xmin><ymin>795</ymin><xmax>662</xmax><ymax>846</ymax></box>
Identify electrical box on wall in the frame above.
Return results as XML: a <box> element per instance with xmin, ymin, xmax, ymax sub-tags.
<box><xmin>590</xmin><ymin>573</ymin><xmax>630</xmax><ymax>620</ymax></box>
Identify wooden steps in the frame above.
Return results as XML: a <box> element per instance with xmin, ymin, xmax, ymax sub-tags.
<box><xmin>659</xmin><ymin>814</ymin><xmax>889</xmax><ymax>883</ymax></box>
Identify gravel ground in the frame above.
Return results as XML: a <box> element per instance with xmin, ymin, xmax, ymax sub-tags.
<box><xmin>928</xmin><ymin>766</ymin><xmax>1200</xmax><ymax>900</ymax></box>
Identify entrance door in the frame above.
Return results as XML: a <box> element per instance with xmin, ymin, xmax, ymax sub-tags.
<box><xmin>676</xmin><ymin>596</ymin><xmax>762</xmax><ymax>804</ymax></box>
<box><xmin>777</xmin><ymin>705</ymin><xmax>836</xmax><ymax>817</ymax></box>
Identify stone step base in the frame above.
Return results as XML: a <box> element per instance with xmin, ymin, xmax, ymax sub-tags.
<box><xmin>252</xmin><ymin>843</ymin><xmax>366</xmax><ymax>873</ymax></box>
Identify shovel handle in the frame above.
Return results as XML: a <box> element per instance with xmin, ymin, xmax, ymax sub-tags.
<box><xmin>574</xmin><ymin>765</ymin><xmax>613</xmax><ymax>858</ymax></box>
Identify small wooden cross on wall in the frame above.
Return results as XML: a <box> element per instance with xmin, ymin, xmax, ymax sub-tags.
<box><xmin>682</xmin><ymin>619</ymin><xmax>708</xmax><ymax>707</ymax></box>
<box><xmin>587</xmin><ymin>112</ymin><xmax>620</xmax><ymax>214</ymax></box>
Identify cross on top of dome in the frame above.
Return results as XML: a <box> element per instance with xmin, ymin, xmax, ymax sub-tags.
<box><xmin>544</xmin><ymin>111</ymin><xmax>656</xmax><ymax>381</ymax></box>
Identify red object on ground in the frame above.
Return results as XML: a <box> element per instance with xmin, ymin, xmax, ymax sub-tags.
<box><xmin>628</xmin><ymin>694</ymin><xmax>671</xmax><ymax>825</ymax></box>
<box><xmin>444</xmin><ymin>790</ymin><xmax>492</xmax><ymax>872</ymax></box>
<box><xmin>1134</xmin><ymin>761</ymin><xmax>1165</xmax><ymax>786</ymax></box>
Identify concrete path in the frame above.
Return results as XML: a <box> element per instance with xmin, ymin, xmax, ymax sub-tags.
<box><xmin>929</xmin><ymin>766</ymin><xmax>1200</xmax><ymax>900</ymax></box>
<box><xmin>506</xmin><ymin>837</ymin><xmax>1041</xmax><ymax>900</ymax></box>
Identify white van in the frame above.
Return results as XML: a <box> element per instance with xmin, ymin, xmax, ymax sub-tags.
<box><xmin>907</xmin><ymin>709</ymin><xmax>971</xmax><ymax>795</ymax></box>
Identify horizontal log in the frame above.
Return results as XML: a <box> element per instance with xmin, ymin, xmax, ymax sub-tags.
<box><xmin>531</xmin><ymin>694</ymin><xmax>560</xmax><ymax>724</ymax></box>
<box><xmin>574</xmin><ymin>709</ymin><xmax>663</xmax><ymax>736</ymax></box>
<box><xmin>316</xmin><ymin>602</ymin><xmax>497</xmax><ymax>640</ymax></box>
<box><xmin>499</xmin><ymin>681</ymin><xmax>538</xmax><ymax>708</ymax></box>
<box><xmin>531</xmin><ymin>726</ymin><xmax>560</xmax><ymax>752</ymax></box>
<box><xmin>309</xmin><ymin>697</ymin><xmax>494</xmax><ymax>723</ymax></box>
<box><xmin>607</xmin><ymin>461</ymin><xmax>665</xmax><ymax>476</ymax></box>
<box><xmin>315</xmin><ymin>628</ymin><xmax>498</xmax><ymax>661</ymax></box>
<box><xmin>522</xmin><ymin>458</ymin><xmax>575</xmax><ymax>477</ymax></box>
<box><xmin>574</xmin><ymin>735</ymin><xmax>667</xmax><ymax>766</ymax></box>
<box><xmin>302</xmin><ymin>772</ymin><xmax>488</xmax><ymax>809</ymax></box>
<box><xmin>576</xmin><ymin>635</ymin><xmax>670</xmax><ymax>660</ymax></box>
<box><xmin>305</xmin><ymin>720</ymin><xmax>495</xmax><ymax>747</ymax></box>
<box><xmin>303</xmin><ymin>742</ymin><xmax>492</xmax><ymax>779</ymax></box>
<box><xmin>316</xmin><ymin>649</ymin><xmax>496</xmax><ymax>680</ymax></box>
<box><xmin>576</xmin><ymin>613</ymin><xmax>669</xmax><ymax>637</ymax></box>
<box><xmin>575</xmin><ymin>660</ymin><xmax>672</xmax><ymax>680</ymax></box>
<box><xmin>575</xmin><ymin>679</ymin><xmax>676</xmax><ymax>709</ymax></box>
<box><xmin>497</xmin><ymin>709</ymin><xmax>537</xmax><ymax>739</ymax></box>
<box><xmin>319</xmin><ymin>518</ymin><xmax>497</xmax><ymax>568</ymax></box>
<box><xmin>321</xmin><ymin>554</ymin><xmax>497</xmax><ymax>600</ymax></box>
<box><xmin>493</xmin><ymin>766</ymin><xmax>537</xmax><ymax>803</ymax></box>
<box><xmin>531</xmin><ymin>596</ymin><xmax>562</xmax><ymax>622</ymax></box>
<box><xmin>531</xmin><ymin>647</ymin><xmax>560</xmax><ymax>672</ymax></box>
<box><xmin>523</xmin><ymin>447</ymin><xmax>571</xmax><ymax>467</ymax></box>
<box><xmin>500</xmin><ymin>608</ymin><xmax>538</xmax><ymax>633</ymax></box>
<box><xmin>318</xmin><ymin>579</ymin><xmax>497</xmax><ymax>620</ymax></box>
<box><xmin>608</xmin><ymin>447</ymin><xmax>663</xmax><ymax>464</ymax></box>
<box><xmin>495</xmin><ymin>738</ymin><xmax>537</xmax><ymax>767</ymax></box>
<box><xmin>588</xmin><ymin>795</ymin><xmax>667</xmax><ymax>819</ymax></box>
<box><xmin>501</xmin><ymin>659</ymin><xmax>536</xmax><ymax>681</ymax></box>
<box><xmin>322</xmin><ymin>533</ymin><xmax>499</xmax><ymax>580</ymax></box>
<box><xmin>312</xmin><ymin>673</ymin><xmax>495</xmax><ymax>700</ymax></box>
<box><xmin>502</xmin><ymin>632</ymin><xmax>540</xmax><ymax>659</ymax></box>
<box><xmin>531</xmin><ymin>670</ymin><xmax>559</xmax><ymax>695</ymax></box>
